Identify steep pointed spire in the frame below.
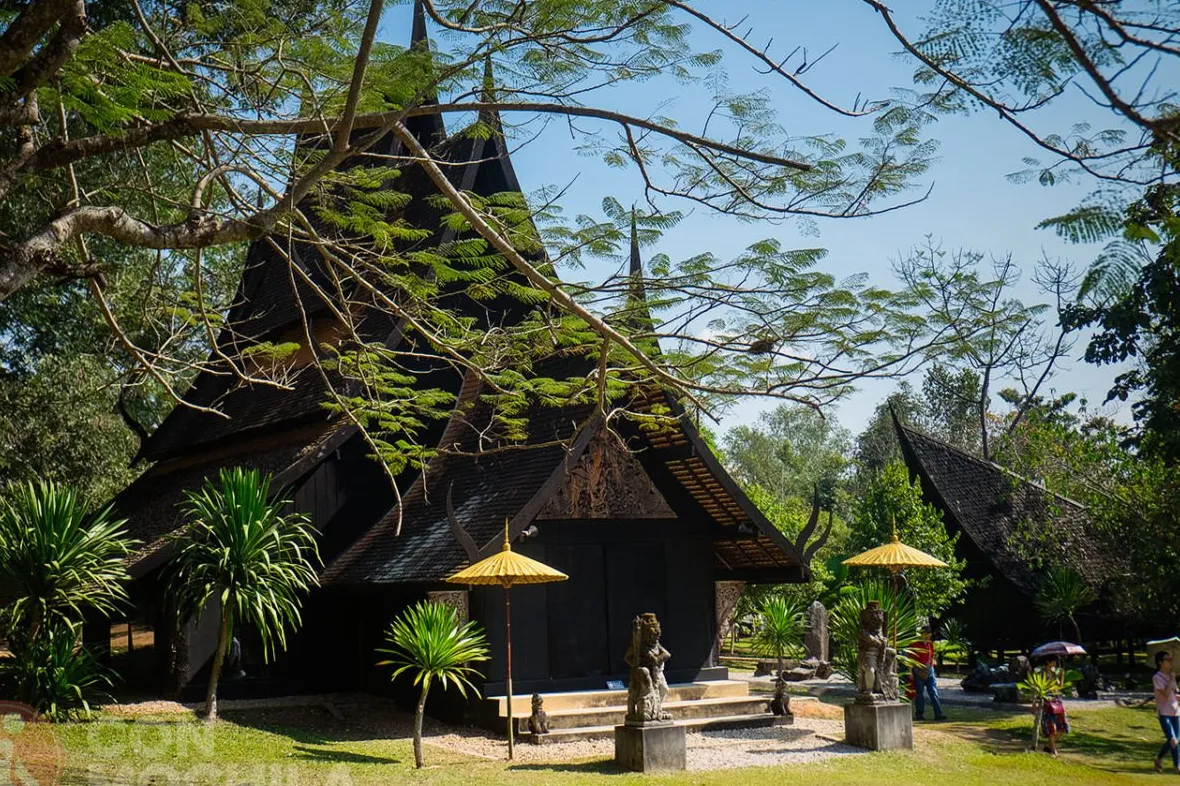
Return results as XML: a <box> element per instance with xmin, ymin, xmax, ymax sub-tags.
<box><xmin>479</xmin><ymin>54</ymin><xmax>503</xmax><ymax>129</ymax></box>
<box><xmin>624</xmin><ymin>208</ymin><xmax>657</xmax><ymax>341</ymax></box>
<box><xmin>411</xmin><ymin>0</ymin><xmax>429</xmax><ymax>50</ymax></box>
<box><xmin>628</xmin><ymin>209</ymin><xmax>648</xmax><ymax>304</ymax></box>
<box><xmin>405</xmin><ymin>0</ymin><xmax>445</xmax><ymax>145</ymax></box>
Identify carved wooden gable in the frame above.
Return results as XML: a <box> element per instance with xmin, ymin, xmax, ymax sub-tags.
<box><xmin>536</xmin><ymin>428</ymin><xmax>676</xmax><ymax>520</ymax></box>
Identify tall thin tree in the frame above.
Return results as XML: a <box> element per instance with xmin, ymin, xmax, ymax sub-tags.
<box><xmin>170</xmin><ymin>468</ymin><xmax>320</xmax><ymax>720</ymax></box>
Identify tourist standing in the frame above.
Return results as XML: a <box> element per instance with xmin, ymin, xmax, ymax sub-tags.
<box><xmin>912</xmin><ymin>626</ymin><xmax>946</xmax><ymax>721</ymax></box>
<box><xmin>1154</xmin><ymin>650</ymin><xmax>1180</xmax><ymax>773</ymax></box>
<box><xmin>1039</xmin><ymin>657</ymin><xmax>1069</xmax><ymax>757</ymax></box>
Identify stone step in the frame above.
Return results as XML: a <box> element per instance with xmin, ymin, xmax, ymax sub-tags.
<box><xmin>518</xmin><ymin>713</ymin><xmax>795</xmax><ymax>745</ymax></box>
<box><xmin>484</xmin><ymin>679</ymin><xmax>749</xmax><ymax>717</ymax></box>
<box><xmin>518</xmin><ymin>696</ymin><xmax>771</xmax><ymax>730</ymax></box>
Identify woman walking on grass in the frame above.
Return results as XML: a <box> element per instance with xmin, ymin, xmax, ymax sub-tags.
<box><xmin>1154</xmin><ymin>650</ymin><xmax>1180</xmax><ymax>773</ymax></box>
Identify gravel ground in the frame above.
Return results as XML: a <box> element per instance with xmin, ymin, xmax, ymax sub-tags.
<box><xmin>100</xmin><ymin>692</ymin><xmax>865</xmax><ymax>771</ymax></box>
<box><xmin>426</xmin><ymin>718</ymin><xmax>864</xmax><ymax>770</ymax></box>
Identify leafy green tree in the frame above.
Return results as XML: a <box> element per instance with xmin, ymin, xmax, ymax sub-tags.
<box><xmin>0</xmin><ymin>481</ymin><xmax>132</xmax><ymax>719</ymax></box>
<box><xmin>752</xmin><ymin>595</ymin><xmax>805</xmax><ymax>676</ymax></box>
<box><xmin>170</xmin><ymin>468</ymin><xmax>320</xmax><ymax>720</ymax></box>
<box><xmin>0</xmin><ymin>481</ymin><xmax>132</xmax><ymax>642</ymax></box>
<box><xmin>851</xmin><ymin>461</ymin><xmax>967</xmax><ymax>617</ymax></box>
<box><xmin>855</xmin><ymin>384</ymin><xmax>924</xmax><ymax>473</ymax></box>
<box><xmin>0</xmin><ymin>355</ymin><xmax>140</xmax><ymax>506</ymax></box>
<box><xmin>377</xmin><ymin>601</ymin><xmax>490</xmax><ymax>769</ymax></box>
<box><xmin>0</xmin><ymin>625</ymin><xmax>114</xmax><ymax>721</ymax></box>
<box><xmin>1063</xmin><ymin>180</ymin><xmax>1180</xmax><ymax>463</ymax></box>
<box><xmin>739</xmin><ymin>483</ymin><xmax>850</xmax><ymax>610</ymax></box>
<box><xmin>724</xmin><ymin>404</ymin><xmax>852</xmax><ymax>507</ymax></box>
<box><xmin>1019</xmin><ymin>669</ymin><xmax>1059</xmax><ymax>754</ymax></box>
<box><xmin>935</xmin><ymin>618</ymin><xmax>971</xmax><ymax>669</ymax></box>
<box><xmin>895</xmin><ymin>241</ymin><xmax>1073</xmax><ymax>460</ymax></box>
<box><xmin>1034</xmin><ymin>567</ymin><xmax>1097</xmax><ymax>645</ymax></box>
<box><xmin>855</xmin><ymin>364</ymin><xmax>982</xmax><ymax>475</ymax></box>
<box><xmin>871</xmin><ymin>1</ymin><xmax>1178</xmax><ymax>209</ymax></box>
<box><xmin>0</xmin><ymin>0</ymin><xmax>961</xmax><ymax>489</ymax></box>
<box><xmin>920</xmin><ymin>363</ymin><xmax>982</xmax><ymax>453</ymax></box>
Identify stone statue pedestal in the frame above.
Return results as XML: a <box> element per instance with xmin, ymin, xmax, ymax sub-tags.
<box><xmin>614</xmin><ymin>721</ymin><xmax>686</xmax><ymax>771</ymax></box>
<box><xmin>844</xmin><ymin>700</ymin><xmax>912</xmax><ymax>751</ymax></box>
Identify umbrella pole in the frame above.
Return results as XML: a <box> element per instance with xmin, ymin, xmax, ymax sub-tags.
<box><xmin>890</xmin><ymin>569</ymin><xmax>899</xmax><ymax>650</ymax></box>
<box><xmin>505</xmin><ymin>587</ymin><xmax>514</xmax><ymax>761</ymax></box>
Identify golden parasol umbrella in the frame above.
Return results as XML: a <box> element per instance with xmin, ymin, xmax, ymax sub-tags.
<box><xmin>447</xmin><ymin>520</ymin><xmax>568</xmax><ymax>760</ymax></box>
<box><xmin>843</xmin><ymin>520</ymin><xmax>948</xmax><ymax>648</ymax></box>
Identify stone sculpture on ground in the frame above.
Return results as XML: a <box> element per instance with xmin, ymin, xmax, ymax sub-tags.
<box><xmin>528</xmin><ymin>693</ymin><xmax>549</xmax><ymax>736</ymax></box>
<box><xmin>844</xmin><ymin>600</ymin><xmax>911</xmax><ymax>751</ymax></box>
<box><xmin>624</xmin><ymin>612</ymin><xmax>672</xmax><ymax>723</ymax></box>
<box><xmin>615</xmin><ymin>612</ymin><xmax>686</xmax><ymax>772</ymax></box>
<box><xmin>855</xmin><ymin>600</ymin><xmax>896</xmax><ymax>703</ymax></box>
<box><xmin>770</xmin><ymin>677</ymin><xmax>792</xmax><ymax>717</ymax></box>
<box><xmin>804</xmin><ymin>600</ymin><xmax>829</xmax><ymax>662</ymax></box>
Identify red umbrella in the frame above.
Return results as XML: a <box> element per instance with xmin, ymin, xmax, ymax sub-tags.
<box><xmin>1031</xmin><ymin>641</ymin><xmax>1087</xmax><ymax>659</ymax></box>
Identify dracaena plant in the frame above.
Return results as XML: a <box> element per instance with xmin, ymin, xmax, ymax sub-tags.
<box><xmin>378</xmin><ymin>601</ymin><xmax>490</xmax><ymax>769</ymax></box>
<box><xmin>169</xmin><ymin>468</ymin><xmax>320</xmax><ymax>721</ymax></box>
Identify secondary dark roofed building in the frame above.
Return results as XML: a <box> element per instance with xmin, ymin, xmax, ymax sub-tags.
<box><xmin>893</xmin><ymin>414</ymin><xmax>1130</xmax><ymax>649</ymax></box>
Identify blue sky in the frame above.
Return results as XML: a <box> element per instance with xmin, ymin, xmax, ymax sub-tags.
<box><xmin>381</xmin><ymin>2</ymin><xmax>1134</xmax><ymax>438</ymax></box>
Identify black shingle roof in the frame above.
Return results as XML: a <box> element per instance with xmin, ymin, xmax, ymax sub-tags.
<box><xmin>139</xmin><ymin>126</ymin><xmax>511</xmax><ymax>462</ymax></box>
<box><xmin>894</xmin><ymin>417</ymin><xmax>1124</xmax><ymax>595</ymax></box>
<box><xmin>322</xmin><ymin>374</ymin><xmax>809</xmax><ymax>587</ymax></box>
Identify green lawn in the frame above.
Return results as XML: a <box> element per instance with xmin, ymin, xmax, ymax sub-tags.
<box><xmin>44</xmin><ymin>701</ymin><xmax>1166</xmax><ymax>785</ymax></box>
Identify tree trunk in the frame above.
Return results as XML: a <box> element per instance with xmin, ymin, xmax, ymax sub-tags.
<box><xmin>776</xmin><ymin>653</ymin><xmax>784</xmax><ymax>679</ymax></box>
<box><xmin>1031</xmin><ymin>703</ymin><xmax>1042</xmax><ymax>752</ymax></box>
<box><xmin>203</xmin><ymin>604</ymin><xmax>232</xmax><ymax>722</ymax></box>
<box><xmin>979</xmin><ymin>370</ymin><xmax>992</xmax><ymax>461</ymax></box>
<box><xmin>1070</xmin><ymin>615</ymin><xmax>1082</xmax><ymax>647</ymax></box>
<box><xmin>413</xmin><ymin>680</ymin><xmax>431</xmax><ymax>769</ymax></box>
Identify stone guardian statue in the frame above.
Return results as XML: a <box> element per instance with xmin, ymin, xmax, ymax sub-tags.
<box><xmin>624</xmin><ymin>613</ymin><xmax>672</xmax><ymax>723</ymax></box>
<box><xmin>855</xmin><ymin>600</ymin><xmax>896</xmax><ymax>703</ymax></box>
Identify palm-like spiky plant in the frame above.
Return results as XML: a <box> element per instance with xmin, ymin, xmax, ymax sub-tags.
<box><xmin>0</xmin><ymin>481</ymin><xmax>133</xmax><ymax>643</ymax></box>
<box><xmin>752</xmin><ymin>595</ymin><xmax>804</xmax><ymax>677</ymax></box>
<box><xmin>1019</xmin><ymin>668</ymin><xmax>1060</xmax><ymax>752</ymax></box>
<box><xmin>170</xmin><ymin>468</ymin><xmax>320</xmax><ymax>720</ymax></box>
<box><xmin>378</xmin><ymin>601</ymin><xmax>490</xmax><ymax>769</ymax></box>
<box><xmin>938</xmin><ymin>617</ymin><xmax>972</xmax><ymax>668</ymax></box>
<box><xmin>1034</xmin><ymin>566</ymin><xmax>1096</xmax><ymax>645</ymax></box>
<box><xmin>0</xmin><ymin>481</ymin><xmax>131</xmax><ymax>719</ymax></box>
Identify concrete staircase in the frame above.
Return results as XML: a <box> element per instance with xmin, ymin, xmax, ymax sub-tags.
<box><xmin>481</xmin><ymin>680</ymin><xmax>790</xmax><ymax>744</ymax></box>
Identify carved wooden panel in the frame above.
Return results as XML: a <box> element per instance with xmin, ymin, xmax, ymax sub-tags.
<box><xmin>536</xmin><ymin>428</ymin><xmax>675</xmax><ymax>519</ymax></box>
<box><xmin>426</xmin><ymin>590</ymin><xmax>469</xmax><ymax>622</ymax></box>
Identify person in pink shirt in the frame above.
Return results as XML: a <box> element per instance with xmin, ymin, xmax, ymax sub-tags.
<box><xmin>1154</xmin><ymin>650</ymin><xmax>1180</xmax><ymax>773</ymax></box>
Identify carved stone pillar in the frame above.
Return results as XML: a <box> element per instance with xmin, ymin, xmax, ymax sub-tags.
<box><xmin>713</xmin><ymin>581</ymin><xmax>745</xmax><ymax>659</ymax></box>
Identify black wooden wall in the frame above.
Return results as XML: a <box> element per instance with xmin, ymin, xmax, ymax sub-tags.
<box><xmin>473</xmin><ymin>519</ymin><xmax>720</xmax><ymax>694</ymax></box>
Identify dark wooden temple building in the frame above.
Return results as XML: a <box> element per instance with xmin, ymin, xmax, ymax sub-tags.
<box><xmin>893</xmin><ymin>415</ymin><xmax>1131</xmax><ymax>651</ymax></box>
<box><xmin>103</xmin><ymin>7</ymin><xmax>814</xmax><ymax>704</ymax></box>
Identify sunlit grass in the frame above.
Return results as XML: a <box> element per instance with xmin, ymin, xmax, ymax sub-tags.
<box><xmin>47</xmin><ymin>702</ymin><xmax>1162</xmax><ymax>785</ymax></box>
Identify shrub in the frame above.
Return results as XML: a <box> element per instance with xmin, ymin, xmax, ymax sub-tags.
<box><xmin>378</xmin><ymin>601</ymin><xmax>490</xmax><ymax>769</ymax></box>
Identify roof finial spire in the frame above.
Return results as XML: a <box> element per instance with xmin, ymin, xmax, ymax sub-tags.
<box><xmin>629</xmin><ymin>206</ymin><xmax>642</xmax><ymax>279</ymax></box>
<box><xmin>478</xmin><ymin>54</ymin><xmax>502</xmax><ymax>129</ymax></box>
<box><xmin>411</xmin><ymin>0</ymin><xmax>429</xmax><ymax>49</ymax></box>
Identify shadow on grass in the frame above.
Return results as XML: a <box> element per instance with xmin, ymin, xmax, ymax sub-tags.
<box><xmin>509</xmin><ymin>760</ymin><xmax>622</xmax><ymax>775</ymax></box>
<box><xmin>292</xmin><ymin>744</ymin><xmax>400</xmax><ymax>765</ymax></box>
<box><xmin>941</xmin><ymin>710</ymin><xmax>1161</xmax><ymax>776</ymax></box>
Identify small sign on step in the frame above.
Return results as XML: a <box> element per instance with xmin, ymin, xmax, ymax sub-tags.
<box><xmin>606</xmin><ymin>680</ymin><xmax>625</xmax><ymax>690</ymax></box>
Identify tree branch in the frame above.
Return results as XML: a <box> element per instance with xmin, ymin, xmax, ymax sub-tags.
<box><xmin>0</xmin><ymin>0</ymin><xmax>74</xmax><ymax>77</ymax></box>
